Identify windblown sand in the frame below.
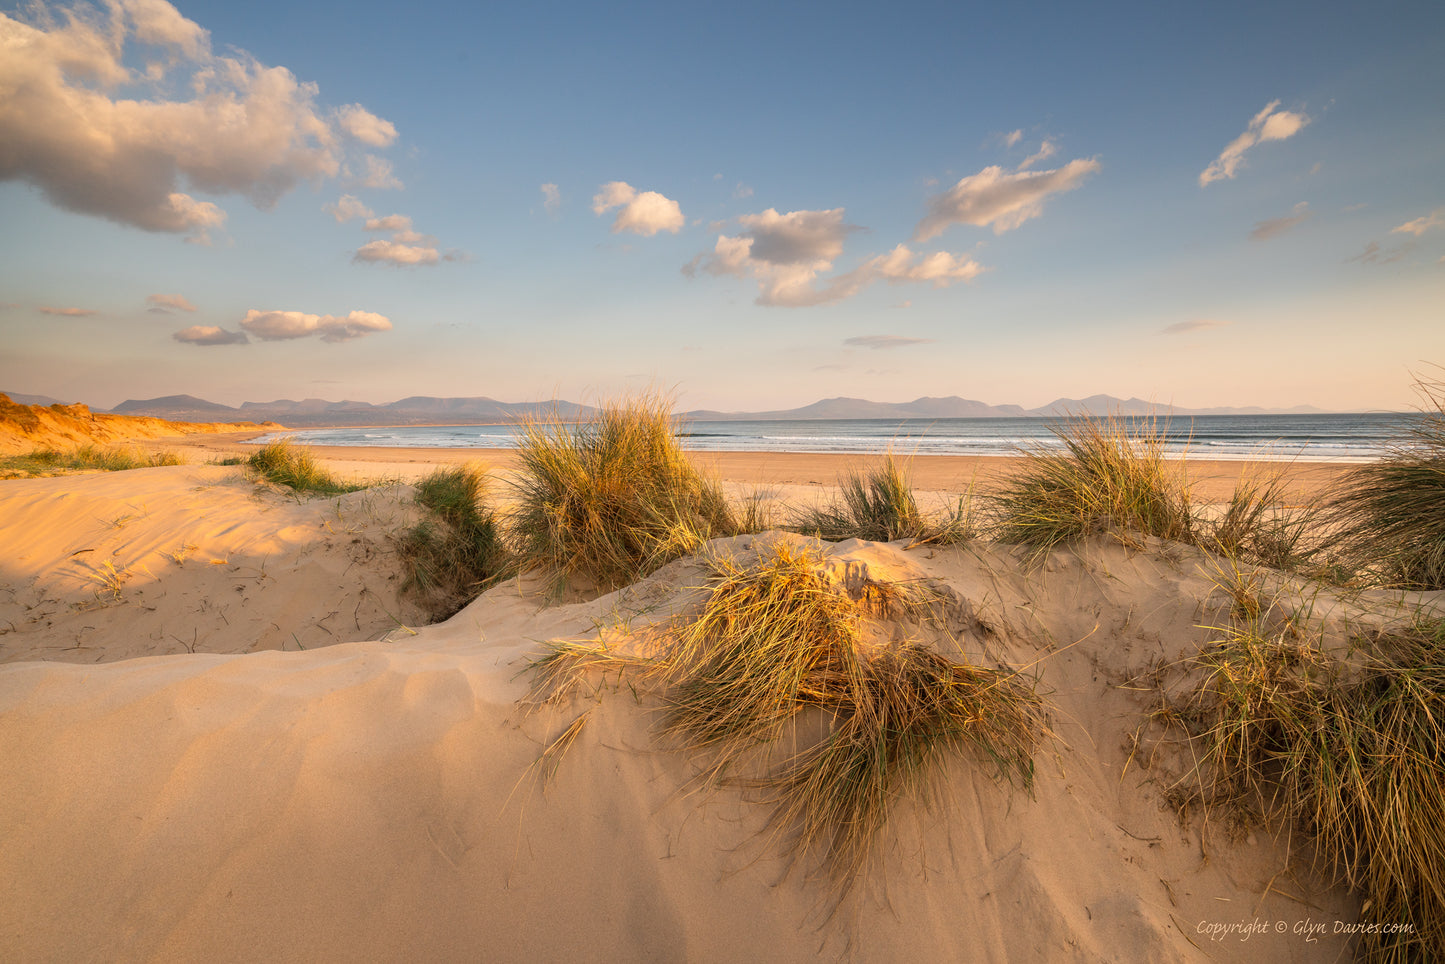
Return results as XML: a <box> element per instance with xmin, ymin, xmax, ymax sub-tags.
<box><xmin>0</xmin><ymin>447</ymin><xmax>1399</xmax><ymax>962</ymax></box>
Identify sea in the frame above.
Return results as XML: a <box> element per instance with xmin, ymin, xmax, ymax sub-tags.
<box><xmin>252</xmin><ymin>413</ymin><xmax>1418</xmax><ymax>462</ymax></box>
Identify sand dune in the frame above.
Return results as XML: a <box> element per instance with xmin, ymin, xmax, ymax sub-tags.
<box><xmin>2</xmin><ymin>461</ymin><xmax>1403</xmax><ymax>960</ymax></box>
<box><xmin>0</xmin><ymin>394</ymin><xmax>280</xmax><ymax>456</ymax></box>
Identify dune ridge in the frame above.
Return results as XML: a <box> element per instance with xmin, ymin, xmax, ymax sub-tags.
<box><xmin>0</xmin><ymin>393</ymin><xmax>282</xmax><ymax>456</ymax></box>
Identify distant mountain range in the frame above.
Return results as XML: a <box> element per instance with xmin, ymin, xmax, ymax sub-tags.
<box><xmin>7</xmin><ymin>391</ymin><xmax>1327</xmax><ymax>425</ymax></box>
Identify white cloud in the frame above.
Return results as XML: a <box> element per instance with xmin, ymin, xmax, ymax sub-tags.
<box><xmin>349</xmin><ymin>154</ymin><xmax>402</xmax><ymax>190</ymax></box>
<box><xmin>38</xmin><ymin>306</ymin><xmax>97</xmax><ymax>316</ymax></box>
<box><xmin>914</xmin><ymin>158</ymin><xmax>1101</xmax><ymax>240</ymax></box>
<box><xmin>1002</xmin><ymin>129</ymin><xmax>1023</xmax><ymax>148</ymax></box>
<box><xmin>146</xmin><ymin>293</ymin><xmax>197</xmax><ymax>312</ymax></box>
<box><xmin>592</xmin><ymin>181</ymin><xmax>684</xmax><ymax>236</ymax></box>
<box><xmin>239</xmin><ymin>309</ymin><xmax>392</xmax><ymax>342</ymax></box>
<box><xmin>1392</xmin><ymin>208</ymin><xmax>1444</xmax><ymax>236</ymax></box>
<box><xmin>1017</xmin><ymin>139</ymin><xmax>1057</xmax><ymax>171</ymax></box>
<box><xmin>326</xmin><ymin>194</ymin><xmax>372</xmax><ymax>222</ymax></box>
<box><xmin>0</xmin><ymin>0</ymin><xmax>399</xmax><ymax>240</ymax></box>
<box><xmin>733</xmin><ymin>182</ymin><xmax>754</xmax><ymax>199</ymax></box>
<box><xmin>1250</xmin><ymin>201</ymin><xmax>1312</xmax><ymax>241</ymax></box>
<box><xmin>540</xmin><ymin>182</ymin><xmax>561</xmax><ymax>213</ymax></box>
<box><xmin>173</xmin><ymin>325</ymin><xmax>246</xmax><ymax>345</ymax></box>
<box><xmin>364</xmin><ymin>214</ymin><xmax>412</xmax><ymax>232</ymax></box>
<box><xmin>1161</xmin><ymin>319</ymin><xmax>1232</xmax><ymax>335</ymax></box>
<box><xmin>685</xmin><ymin>213</ymin><xmax>983</xmax><ymax>308</ymax></box>
<box><xmin>352</xmin><ymin>239</ymin><xmax>440</xmax><ymax>266</ymax></box>
<box><xmin>335</xmin><ymin>104</ymin><xmax>397</xmax><ymax>148</ymax></box>
<box><xmin>844</xmin><ymin>335</ymin><xmax>933</xmax><ymax>349</ymax></box>
<box><xmin>1199</xmin><ymin>100</ymin><xmax>1311</xmax><ymax>187</ymax></box>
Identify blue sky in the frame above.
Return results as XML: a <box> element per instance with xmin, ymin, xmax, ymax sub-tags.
<box><xmin>1</xmin><ymin>0</ymin><xmax>1442</xmax><ymax>412</ymax></box>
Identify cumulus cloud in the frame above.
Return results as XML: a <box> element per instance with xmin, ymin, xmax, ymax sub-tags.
<box><xmin>335</xmin><ymin>104</ymin><xmax>397</xmax><ymax>147</ymax></box>
<box><xmin>326</xmin><ymin>194</ymin><xmax>373</xmax><ymax>222</ymax></box>
<box><xmin>685</xmin><ymin>209</ymin><xmax>983</xmax><ymax>308</ymax></box>
<box><xmin>38</xmin><ymin>306</ymin><xmax>97</xmax><ymax>316</ymax></box>
<box><xmin>914</xmin><ymin>158</ymin><xmax>1101</xmax><ymax>240</ymax></box>
<box><xmin>173</xmin><ymin>325</ymin><xmax>246</xmax><ymax>345</ymax></box>
<box><xmin>592</xmin><ymin>181</ymin><xmax>685</xmax><ymax>236</ymax></box>
<box><xmin>1200</xmin><ymin>100</ymin><xmax>1311</xmax><ymax>187</ymax></box>
<box><xmin>844</xmin><ymin>335</ymin><xmax>932</xmax><ymax>349</ymax></box>
<box><xmin>1392</xmin><ymin>208</ymin><xmax>1444</xmax><ymax>236</ymax></box>
<box><xmin>1161</xmin><ymin>319</ymin><xmax>1232</xmax><ymax>335</ymax></box>
<box><xmin>239</xmin><ymin>309</ymin><xmax>392</xmax><ymax>342</ymax></box>
<box><xmin>540</xmin><ymin>182</ymin><xmax>561</xmax><ymax>213</ymax></box>
<box><xmin>1250</xmin><ymin>201</ymin><xmax>1312</xmax><ymax>241</ymax></box>
<box><xmin>0</xmin><ymin>0</ymin><xmax>400</xmax><ymax>241</ymax></box>
<box><xmin>146</xmin><ymin>293</ymin><xmax>197</xmax><ymax>312</ymax></box>
<box><xmin>364</xmin><ymin>214</ymin><xmax>412</xmax><ymax>232</ymax></box>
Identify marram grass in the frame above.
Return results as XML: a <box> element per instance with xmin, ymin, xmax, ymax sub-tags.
<box><xmin>526</xmin><ymin>542</ymin><xmax>1047</xmax><ymax>896</ymax></box>
<box><xmin>1169</xmin><ymin>598</ymin><xmax>1445</xmax><ymax>963</ymax></box>
<box><xmin>992</xmin><ymin>412</ymin><xmax>1193</xmax><ymax>559</ymax></box>
<box><xmin>507</xmin><ymin>395</ymin><xmax>739</xmax><ymax>592</ymax></box>
<box><xmin>246</xmin><ymin>439</ymin><xmax>363</xmax><ymax>496</ymax></box>
<box><xmin>399</xmin><ymin>464</ymin><xmax>512</xmax><ymax>619</ymax></box>
<box><xmin>790</xmin><ymin>455</ymin><xmax>975</xmax><ymax>546</ymax></box>
<box><xmin>0</xmin><ymin>444</ymin><xmax>184</xmax><ymax>478</ymax></box>
<box><xmin>1325</xmin><ymin>376</ymin><xmax>1445</xmax><ymax>589</ymax></box>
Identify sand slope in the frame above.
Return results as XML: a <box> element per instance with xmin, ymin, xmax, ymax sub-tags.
<box><xmin>0</xmin><ymin>469</ymin><xmax>1382</xmax><ymax>962</ymax></box>
<box><xmin>0</xmin><ymin>393</ymin><xmax>279</xmax><ymax>456</ymax></box>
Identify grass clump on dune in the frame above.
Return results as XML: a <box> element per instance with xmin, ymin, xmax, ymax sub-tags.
<box><xmin>400</xmin><ymin>464</ymin><xmax>512</xmax><ymax>619</ymax></box>
<box><xmin>508</xmin><ymin>395</ymin><xmax>739</xmax><ymax>592</ymax></box>
<box><xmin>992</xmin><ymin>412</ymin><xmax>1193</xmax><ymax>559</ymax></box>
<box><xmin>246</xmin><ymin>438</ymin><xmax>362</xmax><ymax>496</ymax></box>
<box><xmin>791</xmin><ymin>455</ymin><xmax>974</xmax><ymax>547</ymax></box>
<box><xmin>1169</xmin><ymin>611</ymin><xmax>1445</xmax><ymax>962</ymax></box>
<box><xmin>1202</xmin><ymin>465</ymin><xmax>1319</xmax><ymax>572</ymax></box>
<box><xmin>0</xmin><ymin>444</ymin><xmax>184</xmax><ymax>478</ymax></box>
<box><xmin>1325</xmin><ymin>376</ymin><xmax>1445</xmax><ymax>589</ymax></box>
<box><xmin>529</xmin><ymin>542</ymin><xmax>1046</xmax><ymax>894</ymax></box>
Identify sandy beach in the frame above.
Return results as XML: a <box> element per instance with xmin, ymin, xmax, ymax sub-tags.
<box><xmin>1</xmin><ymin>419</ymin><xmax>1417</xmax><ymax>961</ymax></box>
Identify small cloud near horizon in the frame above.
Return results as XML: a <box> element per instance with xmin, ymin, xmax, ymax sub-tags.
<box><xmin>844</xmin><ymin>335</ymin><xmax>934</xmax><ymax>349</ymax></box>
<box><xmin>1200</xmin><ymin>100</ymin><xmax>1311</xmax><ymax>187</ymax></box>
<box><xmin>173</xmin><ymin>325</ymin><xmax>248</xmax><ymax>346</ymax></box>
<box><xmin>1250</xmin><ymin>201</ymin><xmax>1312</xmax><ymax>241</ymax></box>
<box><xmin>592</xmin><ymin>181</ymin><xmax>685</xmax><ymax>236</ymax></box>
<box><xmin>38</xmin><ymin>306</ymin><xmax>97</xmax><ymax>317</ymax></box>
<box><xmin>147</xmin><ymin>293</ymin><xmax>198</xmax><ymax>313</ymax></box>
<box><xmin>1161</xmin><ymin>319</ymin><xmax>1232</xmax><ymax>335</ymax></box>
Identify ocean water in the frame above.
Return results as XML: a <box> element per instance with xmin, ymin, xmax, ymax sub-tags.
<box><xmin>253</xmin><ymin>413</ymin><xmax>1418</xmax><ymax>461</ymax></box>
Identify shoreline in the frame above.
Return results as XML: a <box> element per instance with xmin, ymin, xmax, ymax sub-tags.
<box><xmin>154</xmin><ymin>429</ymin><xmax>1360</xmax><ymax>503</ymax></box>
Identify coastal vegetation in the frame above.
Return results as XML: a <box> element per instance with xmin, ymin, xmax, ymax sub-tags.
<box><xmin>399</xmin><ymin>464</ymin><xmax>512</xmax><ymax>619</ymax></box>
<box><xmin>246</xmin><ymin>438</ymin><xmax>364</xmax><ymax>496</ymax></box>
<box><xmin>790</xmin><ymin>455</ymin><xmax>975</xmax><ymax>546</ymax></box>
<box><xmin>0</xmin><ymin>444</ymin><xmax>184</xmax><ymax>479</ymax></box>
<box><xmin>507</xmin><ymin>395</ymin><xmax>741</xmax><ymax>593</ymax></box>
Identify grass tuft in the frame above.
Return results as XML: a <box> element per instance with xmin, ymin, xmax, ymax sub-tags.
<box><xmin>0</xmin><ymin>444</ymin><xmax>184</xmax><ymax>478</ymax></box>
<box><xmin>507</xmin><ymin>394</ymin><xmax>739</xmax><ymax>592</ymax></box>
<box><xmin>1202</xmin><ymin>464</ymin><xmax>1319</xmax><ymax>571</ymax></box>
<box><xmin>527</xmin><ymin>541</ymin><xmax>1047</xmax><ymax>896</ymax></box>
<box><xmin>246</xmin><ymin>439</ymin><xmax>362</xmax><ymax>496</ymax></box>
<box><xmin>1167</xmin><ymin>594</ymin><xmax>1445</xmax><ymax>962</ymax></box>
<box><xmin>399</xmin><ymin>464</ymin><xmax>513</xmax><ymax>619</ymax></box>
<box><xmin>1325</xmin><ymin>375</ymin><xmax>1445</xmax><ymax>589</ymax></box>
<box><xmin>991</xmin><ymin>412</ymin><xmax>1193</xmax><ymax>559</ymax></box>
<box><xmin>791</xmin><ymin>455</ymin><xmax>975</xmax><ymax>546</ymax></box>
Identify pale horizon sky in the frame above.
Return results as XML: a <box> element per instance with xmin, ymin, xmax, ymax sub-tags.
<box><xmin>2</xmin><ymin>0</ymin><xmax>1442</xmax><ymax>413</ymax></box>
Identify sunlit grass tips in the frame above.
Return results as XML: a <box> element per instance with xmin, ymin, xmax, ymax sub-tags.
<box><xmin>507</xmin><ymin>394</ymin><xmax>739</xmax><ymax>593</ymax></box>
<box><xmin>992</xmin><ymin>412</ymin><xmax>1193</xmax><ymax>559</ymax></box>
<box><xmin>0</xmin><ymin>444</ymin><xmax>184</xmax><ymax>478</ymax></box>
<box><xmin>790</xmin><ymin>454</ymin><xmax>974</xmax><ymax>547</ymax></box>
<box><xmin>245</xmin><ymin>438</ymin><xmax>362</xmax><ymax>496</ymax></box>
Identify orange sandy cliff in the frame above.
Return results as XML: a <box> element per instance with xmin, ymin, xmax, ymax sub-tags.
<box><xmin>0</xmin><ymin>393</ymin><xmax>282</xmax><ymax>455</ymax></box>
